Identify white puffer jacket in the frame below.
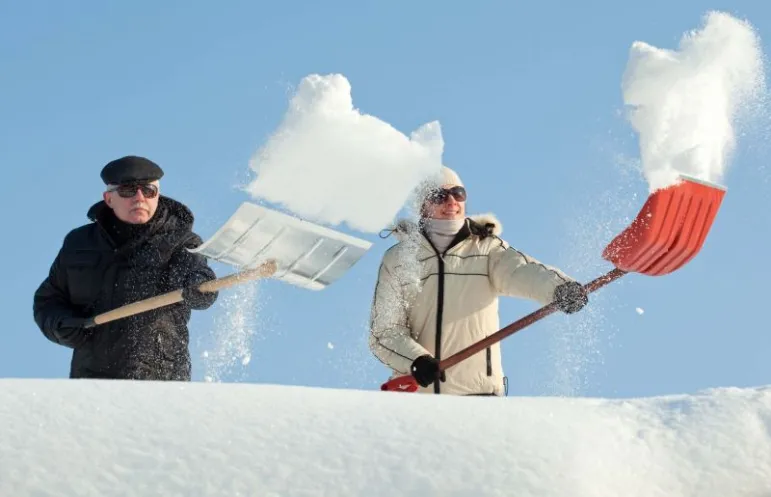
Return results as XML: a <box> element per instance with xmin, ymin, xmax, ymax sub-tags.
<box><xmin>369</xmin><ymin>214</ymin><xmax>575</xmax><ymax>396</ymax></box>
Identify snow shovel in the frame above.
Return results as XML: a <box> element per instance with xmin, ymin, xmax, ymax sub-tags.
<box><xmin>188</xmin><ymin>202</ymin><xmax>372</xmax><ymax>291</ymax></box>
<box><xmin>381</xmin><ymin>174</ymin><xmax>727</xmax><ymax>392</ymax></box>
<box><xmin>84</xmin><ymin>202</ymin><xmax>372</xmax><ymax>328</ymax></box>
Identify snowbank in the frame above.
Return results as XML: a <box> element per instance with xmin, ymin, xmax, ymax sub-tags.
<box><xmin>1</xmin><ymin>380</ymin><xmax>770</xmax><ymax>496</ymax></box>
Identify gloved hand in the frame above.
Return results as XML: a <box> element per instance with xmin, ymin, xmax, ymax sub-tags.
<box><xmin>553</xmin><ymin>281</ymin><xmax>589</xmax><ymax>314</ymax></box>
<box><xmin>411</xmin><ymin>354</ymin><xmax>441</xmax><ymax>387</ymax></box>
<box><xmin>55</xmin><ymin>316</ymin><xmax>94</xmax><ymax>348</ymax></box>
<box><xmin>181</xmin><ymin>283</ymin><xmax>214</xmax><ymax>308</ymax></box>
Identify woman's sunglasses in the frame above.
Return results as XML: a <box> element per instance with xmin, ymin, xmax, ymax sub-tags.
<box><xmin>107</xmin><ymin>183</ymin><xmax>159</xmax><ymax>199</ymax></box>
<box><xmin>426</xmin><ymin>186</ymin><xmax>467</xmax><ymax>204</ymax></box>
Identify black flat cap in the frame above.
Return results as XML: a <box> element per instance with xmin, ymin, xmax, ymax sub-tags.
<box><xmin>100</xmin><ymin>155</ymin><xmax>164</xmax><ymax>185</ymax></box>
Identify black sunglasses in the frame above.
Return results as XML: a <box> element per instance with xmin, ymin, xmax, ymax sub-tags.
<box><xmin>426</xmin><ymin>186</ymin><xmax>467</xmax><ymax>204</ymax></box>
<box><xmin>107</xmin><ymin>183</ymin><xmax>159</xmax><ymax>199</ymax></box>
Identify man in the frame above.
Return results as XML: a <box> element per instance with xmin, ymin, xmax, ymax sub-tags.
<box><xmin>369</xmin><ymin>166</ymin><xmax>588</xmax><ymax>395</ymax></box>
<box><xmin>33</xmin><ymin>155</ymin><xmax>219</xmax><ymax>381</ymax></box>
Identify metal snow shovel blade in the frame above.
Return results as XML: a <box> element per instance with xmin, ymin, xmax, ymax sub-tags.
<box><xmin>188</xmin><ymin>202</ymin><xmax>373</xmax><ymax>291</ymax></box>
<box><xmin>381</xmin><ymin>174</ymin><xmax>727</xmax><ymax>392</ymax></box>
<box><xmin>84</xmin><ymin>203</ymin><xmax>372</xmax><ymax>329</ymax></box>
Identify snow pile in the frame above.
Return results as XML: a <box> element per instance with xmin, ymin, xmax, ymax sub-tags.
<box><xmin>2</xmin><ymin>380</ymin><xmax>770</xmax><ymax>497</ymax></box>
<box><xmin>244</xmin><ymin>73</ymin><xmax>444</xmax><ymax>232</ymax></box>
<box><xmin>621</xmin><ymin>11</ymin><xmax>767</xmax><ymax>191</ymax></box>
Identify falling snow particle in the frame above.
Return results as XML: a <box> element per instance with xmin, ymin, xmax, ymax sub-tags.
<box><xmin>636</xmin><ymin>307</ymin><xmax>645</xmax><ymax>315</ymax></box>
<box><xmin>327</xmin><ymin>342</ymin><xmax>334</xmax><ymax>350</ymax></box>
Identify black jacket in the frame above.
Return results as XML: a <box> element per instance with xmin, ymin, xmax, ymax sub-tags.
<box><xmin>33</xmin><ymin>196</ymin><xmax>218</xmax><ymax>380</ymax></box>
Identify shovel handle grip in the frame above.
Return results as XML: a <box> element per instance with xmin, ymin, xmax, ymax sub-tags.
<box><xmin>380</xmin><ymin>267</ymin><xmax>627</xmax><ymax>392</ymax></box>
<box><xmin>86</xmin><ymin>260</ymin><xmax>277</xmax><ymax>328</ymax></box>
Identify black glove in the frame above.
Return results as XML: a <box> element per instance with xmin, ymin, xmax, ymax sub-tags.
<box><xmin>411</xmin><ymin>354</ymin><xmax>441</xmax><ymax>387</ymax></box>
<box><xmin>553</xmin><ymin>281</ymin><xmax>589</xmax><ymax>314</ymax></box>
<box><xmin>181</xmin><ymin>283</ymin><xmax>214</xmax><ymax>308</ymax></box>
<box><xmin>55</xmin><ymin>316</ymin><xmax>93</xmax><ymax>348</ymax></box>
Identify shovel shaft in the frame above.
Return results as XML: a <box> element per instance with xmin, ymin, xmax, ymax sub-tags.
<box><xmin>86</xmin><ymin>260</ymin><xmax>277</xmax><ymax>328</ymax></box>
<box><xmin>438</xmin><ymin>268</ymin><xmax>627</xmax><ymax>371</ymax></box>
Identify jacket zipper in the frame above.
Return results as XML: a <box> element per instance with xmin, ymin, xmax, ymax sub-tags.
<box><xmin>434</xmin><ymin>254</ymin><xmax>445</xmax><ymax>394</ymax></box>
<box><xmin>424</xmin><ymin>220</ymin><xmax>470</xmax><ymax>394</ymax></box>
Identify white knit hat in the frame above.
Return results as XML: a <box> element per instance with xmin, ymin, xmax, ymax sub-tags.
<box><xmin>408</xmin><ymin>166</ymin><xmax>465</xmax><ymax>217</ymax></box>
<box><xmin>438</xmin><ymin>166</ymin><xmax>463</xmax><ymax>187</ymax></box>
<box><xmin>417</xmin><ymin>165</ymin><xmax>464</xmax><ymax>195</ymax></box>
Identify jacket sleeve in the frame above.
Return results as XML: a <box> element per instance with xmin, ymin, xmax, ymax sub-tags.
<box><xmin>32</xmin><ymin>247</ymin><xmax>91</xmax><ymax>349</ymax></box>
<box><xmin>487</xmin><ymin>238</ymin><xmax>574</xmax><ymax>306</ymax></box>
<box><xmin>368</xmin><ymin>259</ymin><xmax>431</xmax><ymax>375</ymax></box>
<box><xmin>167</xmin><ymin>233</ymin><xmax>219</xmax><ymax>310</ymax></box>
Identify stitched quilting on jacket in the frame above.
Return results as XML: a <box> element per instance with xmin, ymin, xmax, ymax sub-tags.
<box><xmin>369</xmin><ymin>213</ymin><xmax>576</xmax><ymax>395</ymax></box>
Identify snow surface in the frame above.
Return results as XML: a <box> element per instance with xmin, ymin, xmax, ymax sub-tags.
<box><xmin>621</xmin><ymin>11</ymin><xmax>767</xmax><ymax>191</ymax></box>
<box><xmin>244</xmin><ymin>73</ymin><xmax>444</xmax><ymax>233</ymax></box>
<box><xmin>2</xmin><ymin>379</ymin><xmax>770</xmax><ymax>497</ymax></box>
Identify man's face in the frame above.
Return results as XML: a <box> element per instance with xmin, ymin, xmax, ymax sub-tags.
<box><xmin>103</xmin><ymin>180</ymin><xmax>160</xmax><ymax>224</ymax></box>
<box><xmin>422</xmin><ymin>184</ymin><xmax>467</xmax><ymax>220</ymax></box>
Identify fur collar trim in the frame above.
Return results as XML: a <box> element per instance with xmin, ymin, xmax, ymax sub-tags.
<box><xmin>468</xmin><ymin>213</ymin><xmax>503</xmax><ymax>237</ymax></box>
<box><xmin>382</xmin><ymin>213</ymin><xmax>503</xmax><ymax>242</ymax></box>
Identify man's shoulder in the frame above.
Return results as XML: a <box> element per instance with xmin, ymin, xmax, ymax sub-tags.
<box><xmin>61</xmin><ymin>222</ymin><xmax>100</xmax><ymax>247</ymax></box>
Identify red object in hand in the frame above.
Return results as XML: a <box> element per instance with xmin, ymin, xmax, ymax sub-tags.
<box><xmin>381</xmin><ymin>376</ymin><xmax>419</xmax><ymax>392</ymax></box>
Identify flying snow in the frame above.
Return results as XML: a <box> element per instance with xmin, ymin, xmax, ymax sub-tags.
<box><xmin>199</xmin><ymin>280</ymin><xmax>263</xmax><ymax>382</ymax></box>
<box><xmin>244</xmin><ymin>73</ymin><xmax>444</xmax><ymax>233</ymax></box>
<box><xmin>621</xmin><ymin>11</ymin><xmax>767</xmax><ymax>191</ymax></box>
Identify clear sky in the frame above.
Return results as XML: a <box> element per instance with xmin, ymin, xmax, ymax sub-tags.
<box><xmin>2</xmin><ymin>0</ymin><xmax>769</xmax><ymax>399</ymax></box>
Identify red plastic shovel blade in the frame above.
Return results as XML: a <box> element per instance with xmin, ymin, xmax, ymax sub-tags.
<box><xmin>602</xmin><ymin>175</ymin><xmax>726</xmax><ymax>276</ymax></box>
<box><xmin>381</xmin><ymin>376</ymin><xmax>419</xmax><ymax>392</ymax></box>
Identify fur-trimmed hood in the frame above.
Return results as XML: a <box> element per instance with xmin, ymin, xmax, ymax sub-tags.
<box><xmin>382</xmin><ymin>213</ymin><xmax>503</xmax><ymax>243</ymax></box>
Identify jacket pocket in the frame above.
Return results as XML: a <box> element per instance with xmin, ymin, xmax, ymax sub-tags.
<box><xmin>63</xmin><ymin>251</ymin><xmax>104</xmax><ymax>307</ymax></box>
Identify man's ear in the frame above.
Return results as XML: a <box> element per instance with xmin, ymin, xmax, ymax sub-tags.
<box><xmin>103</xmin><ymin>191</ymin><xmax>112</xmax><ymax>207</ymax></box>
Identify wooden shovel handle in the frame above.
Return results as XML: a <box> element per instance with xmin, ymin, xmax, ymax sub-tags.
<box><xmin>85</xmin><ymin>260</ymin><xmax>278</xmax><ymax>328</ymax></box>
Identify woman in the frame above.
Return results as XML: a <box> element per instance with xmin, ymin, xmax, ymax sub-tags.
<box><xmin>368</xmin><ymin>166</ymin><xmax>588</xmax><ymax>395</ymax></box>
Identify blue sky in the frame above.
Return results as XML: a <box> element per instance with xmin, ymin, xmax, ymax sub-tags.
<box><xmin>2</xmin><ymin>0</ymin><xmax>769</xmax><ymax>399</ymax></box>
